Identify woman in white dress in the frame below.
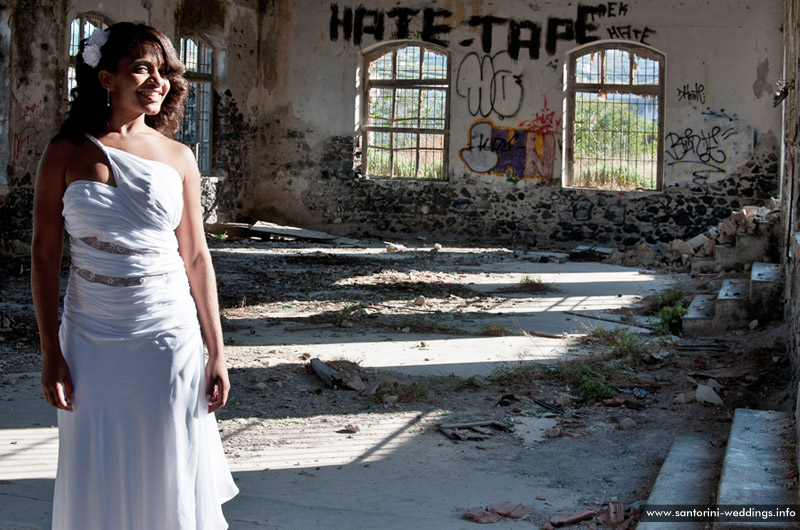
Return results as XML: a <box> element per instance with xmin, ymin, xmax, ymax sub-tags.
<box><xmin>31</xmin><ymin>22</ymin><xmax>238</xmax><ymax>529</ymax></box>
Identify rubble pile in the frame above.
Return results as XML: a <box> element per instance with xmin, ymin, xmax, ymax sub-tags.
<box><xmin>603</xmin><ymin>201</ymin><xmax>780</xmax><ymax>271</ymax></box>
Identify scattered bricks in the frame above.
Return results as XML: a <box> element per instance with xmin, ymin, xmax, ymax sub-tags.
<box><xmin>464</xmin><ymin>507</ymin><xmax>501</xmax><ymax>524</ymax></box>
<box><xmin>487</xmin><ymin>502</ymin><xmax>533</xmax><ymax>519</ymax></box>
<box><xmin>550</xmin><ymin>509</ymin><xmax>598</xmax><ymax>527</ymax></box>
<box><xmin>596</xmin><ymin>500</ymin><xmax>625</xmax><ymax>525</ymax></box>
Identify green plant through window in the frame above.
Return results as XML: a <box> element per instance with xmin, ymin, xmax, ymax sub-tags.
<box><xmin>566</xmin><ymin>44</ymin><xmax>664</xmax><ymax>190</ymax></box>
<box><xmin>360</xmin><ymin>43</ymin><xmax>449</xmax><ymax>179</ymax></box>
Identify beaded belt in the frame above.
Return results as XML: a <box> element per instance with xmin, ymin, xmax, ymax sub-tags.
<box><xmin>70</xmin><ymin>236</ymin><xmax>171</xmax><ymax>286</ymax></box>
<box><xmin>71</xmin><ymin>266</ymin><xmax>173</xmax><ymax>287</ymax></box>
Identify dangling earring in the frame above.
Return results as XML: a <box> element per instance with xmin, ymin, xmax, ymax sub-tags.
<box><xmin>106</xmin><ymin>89</ymin><xmax>111</xmax><ymax>108</ymax></box>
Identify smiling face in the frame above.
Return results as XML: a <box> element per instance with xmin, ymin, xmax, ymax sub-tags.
<box><xmin>100</xmin><ymin>42</ymin><xmax>171</xmax><ymax>118</ymax></box>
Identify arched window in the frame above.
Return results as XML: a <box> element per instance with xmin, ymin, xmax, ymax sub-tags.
<box><xmin>358</xmin><ymin>42</ymin><xmax>450</xmax><ymax>180</ymax></box>
<box><xmin>67</xmin><ymin>13</ymin><xmax>112</xmax><ymax>103</ymax></box>
<box><xmin>564</xmin><ymin>41</ymin><xmax>665</xmax><ymax>190</ymax></box>
<box><xmin>176</xmin><ymin>36</ymin><xmax>213</xmax><ymax>174</ymax></box>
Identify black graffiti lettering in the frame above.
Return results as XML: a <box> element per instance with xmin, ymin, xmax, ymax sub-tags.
<box><xmin>665</xmin><ymin>126</ymin><xmax>737</xmax><ymax>183</ymax></box>
<box><xmin>467</xmin><ymin>16</ymin><xmax>509</xmax><ymax>54</ymax></box>
<box><xmin>576</xmin><ymin>5</ymin><xmax>602</xmax><ymax>44</ymax></box>
<box><xmin>329</xmin><ymin>4</ymin><xmax>353</xmax><ymax>42</ymax></box>
<box><xmin>618</xmin><ymin>2</ymin><xmax>629</xmax><ymax>16</ymax></box>
<box><xmin>546</xmin><ymin>18</ymin><xmax>575</xmax><ymax>55</ymax></box>
<box><xmin>677</xmin><ymin>82</ymin><xmax>706</xmax><ymax>103</ymax></box>
<box><xmin>386</xmin><ymin>7</ymin><xmax>419</xmax><ymax>39</ymax></box>
<box><xmin>607</xmin><ymin>25</ymin><xmax>654</xmax><ymax>44</ymax></box>
<box><xmin>491</xmin><ymin>133</ymin><xmax>520</xmax><ymax>152</ymax></box>
<box><xmin>422</xmin><ymin>8</ymin><xmax>453</xmax><ymax>47</ymax></box>
<box><xmin>508</xmin><ymin>20</ymin><xmax>541</xmax><ymax>60</ymax></box>
<box><xmin>354</xmin><ymin>7</ymin><xmax>384</xmax><ymax>45</ymax></box>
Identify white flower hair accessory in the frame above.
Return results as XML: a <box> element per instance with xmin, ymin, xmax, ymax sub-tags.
<box><xmin>82</xmin><ymin>28</ymin><xmax>109</xmax><ymax>68</ymax></box>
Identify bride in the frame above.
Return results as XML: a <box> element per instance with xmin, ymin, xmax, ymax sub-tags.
<box><xmin>31</xmin><ymin>22</ymin><xmax>238</xmax><ymax>529</ymax></box>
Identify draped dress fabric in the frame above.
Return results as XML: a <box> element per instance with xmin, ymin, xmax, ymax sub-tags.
<box><xmin>53</xmin><ymin>135</ymin><xmax>238</xmax><ymax>530</ymax></box>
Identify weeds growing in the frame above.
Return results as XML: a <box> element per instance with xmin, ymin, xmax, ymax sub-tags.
<box><xmin>499</xmin><ymin>276</ymin><xmax>557</xmax><ymax>295</ymax></box>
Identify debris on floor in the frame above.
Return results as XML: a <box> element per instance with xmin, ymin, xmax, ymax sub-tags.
<box><xmin>438</xmin><ymin>420</ymin><xmax>512</xmax><ymax>441</ymax></box>
<box><xmin>463</xmin><ymin>501</ymin><xmax>534</xmax><ymax>524</ymax></box>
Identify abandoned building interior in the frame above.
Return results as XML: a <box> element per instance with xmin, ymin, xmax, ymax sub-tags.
<box><xmin>4</xmin><ymin>0</ymin><xmax>800</xmax><ymax>527</ymax></box>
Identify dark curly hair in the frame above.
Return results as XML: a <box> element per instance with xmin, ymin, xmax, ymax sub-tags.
<box><xmin>60</xmin><ymin>22</ymin><xmax>188</xmax><ymax>140</ymax></box>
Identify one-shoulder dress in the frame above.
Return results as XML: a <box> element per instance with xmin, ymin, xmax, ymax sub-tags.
<box><xmin>53</xmin><ymin>135</ymin><xmax>238</xmax><ymax>530</ymax></box>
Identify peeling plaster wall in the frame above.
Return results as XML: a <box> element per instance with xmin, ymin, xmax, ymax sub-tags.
<box><xmin>219</xmin><ymin>0</ymin><xmax>783</xmax><ymax>246</ymax></box>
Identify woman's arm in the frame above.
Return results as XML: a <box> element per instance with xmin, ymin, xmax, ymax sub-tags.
<box><xmin>174</xmin><ymin>144</ymin><xmax>230</xmax><ymax>414</ymax></box>
<box><xmin>31</xmin><ymin>139</ymin><xmax>73</xmax><ymax>411</ymax></box>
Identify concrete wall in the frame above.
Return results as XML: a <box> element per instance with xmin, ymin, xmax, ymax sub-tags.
<box><xmin>0</xmin><ymin>0</ymin><xmax>785</xmax><ymax>256</ymax></box>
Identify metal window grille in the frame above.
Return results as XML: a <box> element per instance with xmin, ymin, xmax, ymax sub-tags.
<box><xmin>67</xmin><ymin>14</ymin><xmax>110</xmax><ymax>102</ymax></box>
<box><xmin>177</xmin><ymin>37</ymin><xmax>213</xmax><ymax>174</ymax></box>
<box><xmin>566</xmin><ymin>43</ymin><xmax>664</xmax><ymax>191</ymax></box>
<box><xmin>360</xmin><ymin>43</ymin><xmax>450</xmax><ymax>180</ymax></box>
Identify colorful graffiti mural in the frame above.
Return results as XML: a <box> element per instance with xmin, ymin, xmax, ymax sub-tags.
<box><xmin>460</xmin><ymin>120</ymin><xmax>557</xmax><ymax>181</ymax></box>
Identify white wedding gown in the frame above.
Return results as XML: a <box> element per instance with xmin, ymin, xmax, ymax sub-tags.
<box><xmin>53</xmin><ymin>135</ymin><xmax>238</xmax><ymax>530</ymax></box>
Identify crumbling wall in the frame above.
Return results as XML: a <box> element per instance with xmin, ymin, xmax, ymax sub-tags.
<box><xmin>223</xmin><ymin>0</ymin><xmax>783</xmax><ymax>247</ymax></box>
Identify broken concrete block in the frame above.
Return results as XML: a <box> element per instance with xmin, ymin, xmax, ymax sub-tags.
<box><xmin>720</xmin><ymin>219</ymin><xmax>739</xmax><ymax>236</ymax></box>
<box><xmin>602</xmin><ymin>250</ymin><xmax>623</xmax><ymax>265</ymax></box>
<box><xmin>635</xmin><ymin>244</ymin><xmax>653</xmax><ymax>258</ymax></box>
<box><xmin>695</xmin><ymin>384</ymin><xmax>724</xmax><ymax>406</ymax></box>
<box><xmin>687</xmin><ymin>234</ymin><xmax>710</xmax><ymax>251</ymax></box>
<box><xmin>732</xmin><ymin>210</ymin><xmax>747</xmax><ymax>223</ymax></box>
<box><xmin>702</xmin><ymin>238</ymin><xmax>716</xmax><ymax>257</ymax></box>
<box><xmin>669</xmin><ymin>239</ymin><xmax>693</xmax><ymax>256</ymax></box>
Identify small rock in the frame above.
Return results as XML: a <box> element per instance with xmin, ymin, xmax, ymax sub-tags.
<box><xmin>706</xmin><ymin>379</ymin><xmax>724</xmax><ymax>392</ymax></box>
<box><xmin>413</xmin><ymin>296</ymin><xmax>427</xmax><ymax>306</ymax></box>
<box><xmin>695</xmin><ymin>384</ymin><xmax>724</xmax><ymax>406</ymax></box>
<box><xmin>544</xmin><ymin>426</ymin><xmax>561</xmax><ymax>438</ymax></box>
<box><xmin>673</xmin><ymin>392</ymin><xmax>694</xmax><ymax>404</ymax></box>
<box><xmin>344</xmin><ymin>424</ymin><xmax>360</xmax><ymax>433</ymax></box>
<box><xmin>602</xmin><ymin>250</ymin><xmax>623</xmax><ymax>265</ymax></box>
<box><xmin>468</xmin><ymin>375</ymin><xmax>489</xmax><ymax>387</ymax></box>
<box><xmin>250</xmin><ymin>382</ymin><xmax>267</xmax><ymax>391</ymax></box>
<box><xmin>344</xmin><ymin>375</ymin><xmax>367</xmax><ymax>392</ymax></box>
<box><xmin>669</xmin><ymin>239</ymin><xmax>693</xmax><ymax>256</ymax></box>
<box><xmin>618</xmin><ymin>418</ymin><xmax>637</xmax><ymax>430</ymax></box>
<box><xmin>382</xmin><ymin>394</ymin><xmax>398</xmax><ymax>404</ymax></box>
<box><xmin>749</xmin><ymin>319</ymin><xmax>759</xmax><ymax>330</ymax></box>
<box><xmin>434</xmin><ymin>243</ymin><xmax>442</xmax><ymax>250</ymax></box>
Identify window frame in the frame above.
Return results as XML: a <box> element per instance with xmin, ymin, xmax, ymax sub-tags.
<box><xmin>564</xmin><ymin>40</ymin><xmax>665</xmax><ymax>191</ymax></box>
<box><xmin>67</xmin><ymin>13</ymin><xmax>112</xmax><ymax>103</ymax></box>
<box><xmin>358</xmin><ymin>41</ymin><xmax>451</xmax><ymax>181</ymax></box>
<box><xmin>176</xmin><ymin>35</ymin><xmax>214</xmax><ymax>176</ymax></box>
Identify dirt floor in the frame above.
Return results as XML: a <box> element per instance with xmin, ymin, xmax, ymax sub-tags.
<box><xmin>0</xmin><ymin>235</ymin><xmax>793</xmax><ymax>529</ymax></box>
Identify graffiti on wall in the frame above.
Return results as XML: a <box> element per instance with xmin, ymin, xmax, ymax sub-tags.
<box><xmin>665</xmin><ymin>126</ymin><xmax>738</xmax><ymax>183</ymax></box>
<box><xmin>330</xmin><ymin>3</ymin><xmax>649</xmax><ymax>59</ymax></box>
<box><xmin>456</xmin><ymin>52</ymin><xmax>523</xmax><ymax>119</ymax></box>
<box><xmin>677</xmin><ymin>83</ymin><xmax>706</xmax><ymax>104</ymax></box>
<box><xmin>11</xmin><ymin>100</ymin><xmax>45</xmax><ymax>180</ymax></box>
<box><xmin>460</xmin><ymin>120</ymin><xmax>557</xmax><ymax>181</ymax></box>
<box><xmin>519</xmin><ymin>96</ymin><xmax>562</xmax><ymax>135</ymax></box>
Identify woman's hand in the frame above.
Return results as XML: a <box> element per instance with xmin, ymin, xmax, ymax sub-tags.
<box><xmin>41</xmin><ymin>353</ymin><xmax>74</xmax><ymax>412</ymax></box>
<box><xmin>205</xmin><ymin>355</ymin><xmax>230</xmax><ymax>413</ymax></box>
